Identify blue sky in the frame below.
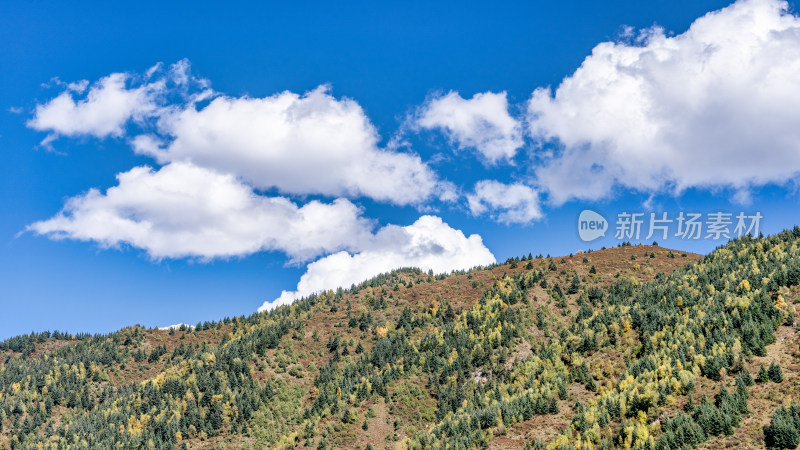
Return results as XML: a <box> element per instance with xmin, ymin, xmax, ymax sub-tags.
<box><xmin>2</xmin><ymin>0</ymin><xmax>800</xmax><ymax>339</ymax></box>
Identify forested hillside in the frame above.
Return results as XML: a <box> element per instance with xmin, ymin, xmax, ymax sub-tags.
<box><xmin>3</xmin><ymin>229</ymin><xmax>800</xmax><ymax>449</ymax></box>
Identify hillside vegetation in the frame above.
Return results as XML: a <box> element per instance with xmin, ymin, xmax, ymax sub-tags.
<box><xmin>3</xmin><ymin>229</ymin><xmax>800</xmax><ymax>449</ymax></box>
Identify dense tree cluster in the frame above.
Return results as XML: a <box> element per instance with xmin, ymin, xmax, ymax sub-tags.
<box><xmin>765</xmin><ymin>402</ymin><xmax>800</xmax><ymax>449</ymax></box>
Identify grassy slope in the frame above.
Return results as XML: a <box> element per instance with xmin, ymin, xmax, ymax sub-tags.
<box><xmin>2</xmin><ymin>241</ymin><xmax>798</xmax><ymax>449</ymax></box>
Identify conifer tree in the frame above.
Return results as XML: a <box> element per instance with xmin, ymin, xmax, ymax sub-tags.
<box><xmin>567</xmin><ymin>274</ymin><xmax>581</xmax><ymax>294</ymax></box>
<box><xmin>758</xmin><ymin>365</ymin><xmax>770</xmax><ymax>383</ymax></box>
<box><xmin>768</xmin><ymin>361</ymin><xmax>784</xmax><ymax>383</ymax></box>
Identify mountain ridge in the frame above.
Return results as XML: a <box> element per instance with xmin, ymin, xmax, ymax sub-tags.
<box><xmin>3</xmin><ymin>234</ymin><xmax>800</xmax><ymax>449</ymax></box>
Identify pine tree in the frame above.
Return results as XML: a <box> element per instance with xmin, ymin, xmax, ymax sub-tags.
<box><xmin>765</xmin><ymin>407</ymin><xmax>800</xmax><ymax>449</ymax></box>
<box><xmin>757</xmin><ymin>365</ymin><xmax>770</xmax><ymax>383</ymax></box>
<box><xmin>548</xmin><ymin>397</ymin><xmax>559</xmax><ymax>414</ymax></box>
<box><xmin>740</xmin><ymin>370</ymin><xmax>754</xmax><ymax>386</ymax></box>
<box><xmin>768</xmin><ymin>361</ymin><xmax>784</xmax><ymax>383</ymax></box>
<box><xmin>683</xmin><ymin>394</ymin><xmax>695</xmax><ymax>413</ymax></box>
<box><xmin>558</xmin><ymin>382</ymin><xmax>568</xmax><ymax>400</ymax></box>
<box><xmin>567</xmin><ymin>275</ymin><xmax>581</xmax><ymax>294</ymax></box>
<box><xmin>734</xmin><ymin>376</ymin><xmax>749</xmax><ymax>414</ymax></box>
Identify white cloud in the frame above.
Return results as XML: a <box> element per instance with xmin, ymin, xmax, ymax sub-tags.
<box><xmin>259</xmin><ymin>215</ymin><xmax>495</xmax><ymax>311</ymax></box>
<box><xmin>26</xmin><ymin>61</ymin><xmax>499</xmax><ymax>317</ymax></box>
<box><xmin>27</xmin><ymin>60</ymin><xmax>208</xmax><ymax>146</ymax></box>
<box><xmin>28</xmin><ymin>63</ymin><xmax>444</xmax><ymax>206</ymax></box>
<box><xmin>67</xmin><ymin>80</ymin><xmax>90</xmax><ymax>93</ymax></box>
<box><xmin>26</xmin><ymin>60</ymin><xmax>488</xmax><ymax>307</ymax></box>
<box><xmin>133</xmin><ymin>86</ymin><xmax>440</xmax><ymax>205</ymax></box>
<box><xmin>24</xmin><ymin>159</ymin><xmax>493</xmax><ymax>313</ymax></box>
<box><xmin>732</xmin><ymin>188</ymin><xmax>753</xmax><ymax>206</ymax></box>
<box><xmin>26</xmin><ymin>162</ymin><xmax>373</xmax><ymax>261</ymax></box>
<box><xmin>28</xmin><ymin>72</ymin><xmax>158</xmax><ymax>141</ymax></box>
<box><xmin>467</xmin><ymin>180</ymin><xmax>542</xmax><ymax>224</ymax></box>
<box><xmin>528</xmin><ymin>0</ymin><xmax>800</xmax><ymax>204</ymax></box>
<box><xmin>416</xmin><ymin>91</ymin><xmax>523</xmax><ymax>164</ymax></box>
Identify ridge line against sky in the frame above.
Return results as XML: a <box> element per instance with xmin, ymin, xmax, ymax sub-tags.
<box><xmin>2</xmin><ymin>0</ymin><xmax>800</xmax><ymax>335</ymax></box>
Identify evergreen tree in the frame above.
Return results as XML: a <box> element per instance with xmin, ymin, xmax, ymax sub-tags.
<box><xmin>768</xmin><ymin>361</ymin><xmax>784</xmax><ymax>383</ymax></box>
<box><xmin>758</xmin><ymin>365</ymin><xmax>770</xmax><ymax>383</ymax></box>
<box><xmin>765</xmin><ymin>406</ymin><xmax>800</xmax><ymax>449</ymax></box>
<box><xmin>684</xmin><ymin>394</ymin><xmax>695</xmax><ymax>413</ymax></box>
<box><xmin>740</xmin><ymin>370</ymin><xmax>754</xmax><ymax>386</ymax></box>
<box><xmin>567</xmin><ymin>275</ymin><xmax>581</xmax><ymax>295</ymax></box>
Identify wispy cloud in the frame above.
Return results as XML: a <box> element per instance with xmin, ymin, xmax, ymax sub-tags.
<box><xmin>27</xmin><ymin>60</ymin><xmax>208</xmax><ymax>148</ymax></box>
